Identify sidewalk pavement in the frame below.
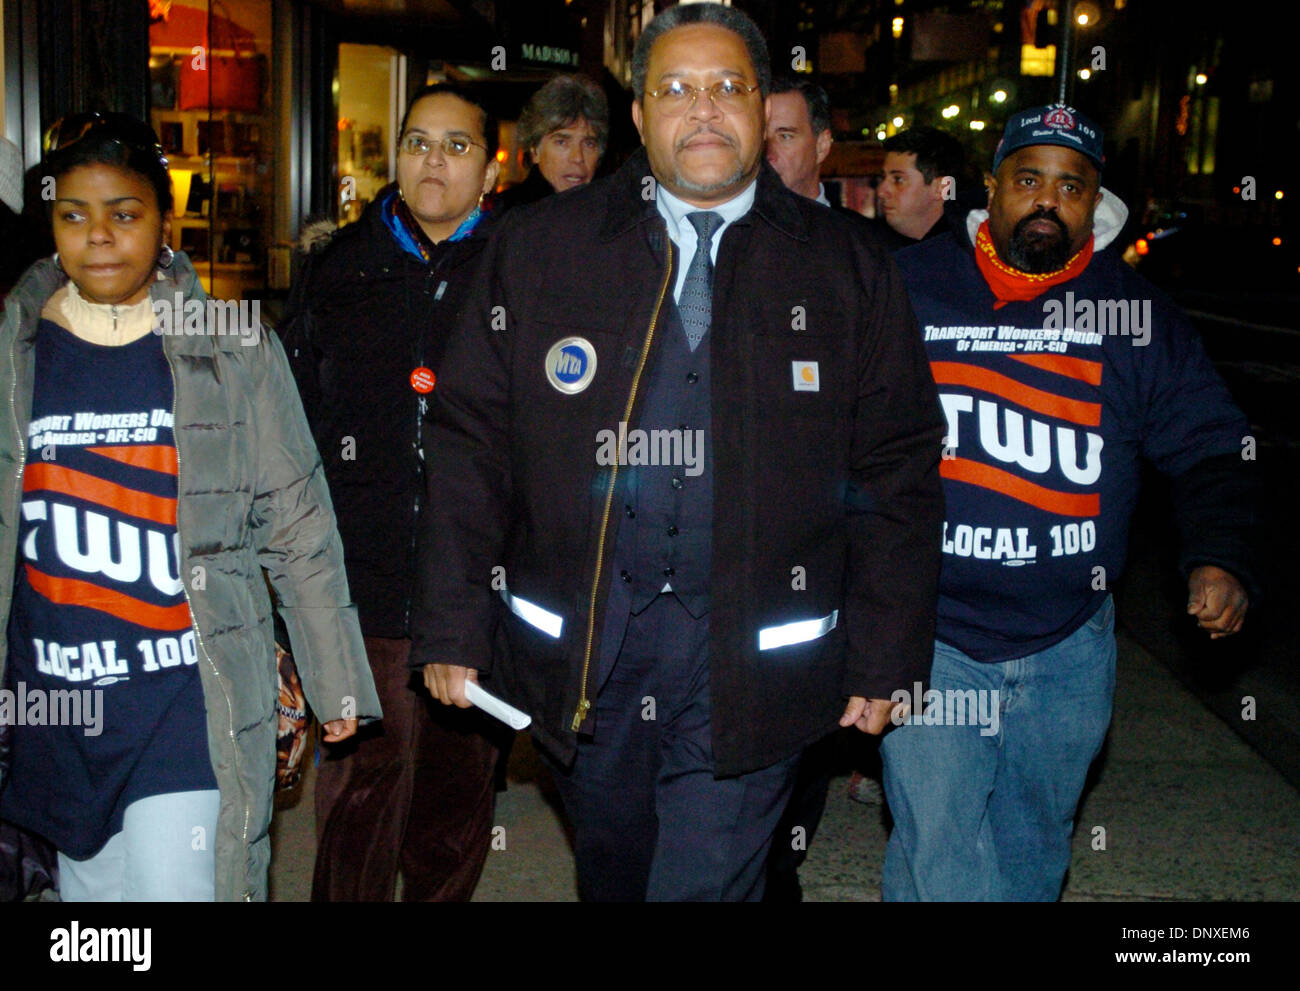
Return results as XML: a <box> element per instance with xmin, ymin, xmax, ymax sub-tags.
<box><xmin>267</xmin><ymin>629</ymin><xmax>1300</xmax><ymax>901</ymax></box>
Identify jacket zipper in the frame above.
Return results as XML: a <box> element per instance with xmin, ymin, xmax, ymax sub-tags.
<box><xmin>4</xmin><ymin>305</ymin><xmax>28</xmax><ymax>722</ymax></box>
<box><xmin>166</xmin><ymin>342</ymin><xmax>251</xmax><ymax>872</ymax></box>
<box><xmin>404</xmin><ymin>265</ymin><xmax>438</xmax><ymax>634</ymax></box>
<box><xmin>571</xmin><ymin>232</ymin><xmax>674</xmax><ymax>731</ymax></box>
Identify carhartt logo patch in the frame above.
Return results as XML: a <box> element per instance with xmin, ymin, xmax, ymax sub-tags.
<box><xmin>791</xmin><ymin>360</ymin><xmax>820</xmax><ymax>392</ymax></box>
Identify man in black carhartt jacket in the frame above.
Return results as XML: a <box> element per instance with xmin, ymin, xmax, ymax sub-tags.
<box><xmin>412</xmin><ymin>3</ymin><xmax>945</xmax><ymax>901</ymax></box>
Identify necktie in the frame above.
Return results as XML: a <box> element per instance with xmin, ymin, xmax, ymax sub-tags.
<box><xmin>679</xmin><ymin>211</ymin><xmax>723</xmax><ymax>351</ymax></box>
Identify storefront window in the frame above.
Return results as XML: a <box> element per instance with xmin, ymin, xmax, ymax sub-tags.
<box><xmin>336</xmin><ymin>43</ymin><xmax>403</xmax><ymax>226</ymax></box>
<box><xmin>148</xmin><ymin>0</ymin><xmax>275</xmax><ymax>302</ymax></box>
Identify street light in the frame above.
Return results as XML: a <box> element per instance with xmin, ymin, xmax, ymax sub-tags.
<box><xmin>969</xmin><ymin>120</ymin><xmax>986</xmax><ymax>131</ymax></box>
<box><xmin>1058</xmin><ymin>2</ymin><xmax>1100</xmax><ymax>104</ymax></box>
<box><xmin>942</xmin><ymin>104</ymin><xmax>960</xmax><ymax>119</ymax></box>
<box><xmin>1075</xmin><ymin>3</ymin><xmax>1101</xmax><ymax>27</ymax></box>
<box><xmin>1195</xmin><ymin>72</ymin><xmax>1208</xmax><ymax>85</ymax></box>
<box><xmin>992</xmin><ymin>89</ymin><xmax>1008</xmax><ymax>103</ymax></box>
<box><xmin>892</xmin><ymin>115</ymin><xmax>904</xmax><ymax>128</ymax></box>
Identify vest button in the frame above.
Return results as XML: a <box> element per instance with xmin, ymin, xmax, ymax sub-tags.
<box><xmin>621</xmin><ymin>570</ymin><xmax>632</xmax><ymax>583</ymax></box>
<box><xmin>671</xmin><ymin>477</ymin><xmax>684</xmax><ymax>490</ymax></box>
<box><xmin>666</xmin><ymin>525</ymin><xmax>678</xmax><ymax>536</ymax></box>
<box><xmin>625</xmin><ymin>506</ymin><xmax>635</xmax><ymax>518</ymax></box>
<box><xmin>662</xmin><ymin>567</ymin><xmax>675</xmax><ymax>578</ymax></box>
<box><xmin>686</xmin><ymin>371</ymin><xmax>699</xmax><ymax>384</ymax></box>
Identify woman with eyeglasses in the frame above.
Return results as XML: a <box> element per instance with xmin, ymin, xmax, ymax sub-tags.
<box><xmin>280</xmin><ymin>84</ymin><xmax>506</xmax><ymax>902</ymax></box>
<box><xmin>0</xmin><ymin>112</ymin><xmax>379</xmax><ymax>901</ymax></box>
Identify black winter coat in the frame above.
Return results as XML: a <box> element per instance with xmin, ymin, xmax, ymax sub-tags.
<box><xmin>280</xmin><ymin>189</ymin><xmax>491</xmax><ymax>637</ymax></box>
<box><xmin>410</xmin><ymin>150</ymin><xmax>946</xmax><ymax>775</ymax></box>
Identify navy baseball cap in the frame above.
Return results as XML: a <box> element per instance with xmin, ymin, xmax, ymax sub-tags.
<box><xmin>992</xmin><ymin>103</ymin><xmax>1104</xmax><ymax>174</ymax></box>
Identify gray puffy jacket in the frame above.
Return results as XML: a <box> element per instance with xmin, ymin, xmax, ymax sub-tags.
<box><xmin>0</xmin><ymin>252</ymin><xmax>381</xmax><ymax>900</ymax></box>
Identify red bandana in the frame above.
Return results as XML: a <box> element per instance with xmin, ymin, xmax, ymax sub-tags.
<box><xmin>974</xmin><ymin>219</ymin><xmax>1093</xmax><ymax>309</ymax></box>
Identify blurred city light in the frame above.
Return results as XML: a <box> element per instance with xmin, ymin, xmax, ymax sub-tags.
<box><xmin>1021</xmin><ymin>44</ymin><xmax>1056</xmax><ymax>76</ymax></box>
<box><xmin>942</xmin><ymin>104</ymin><xmax>960</xmax><ymax>119</ymax></box>
<box><xmin>969</xmin><ymin>120</ymin><xmax>986</xmax><ymax>131</ymax></box>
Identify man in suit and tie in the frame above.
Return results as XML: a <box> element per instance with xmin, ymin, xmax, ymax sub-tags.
<box><xmin>412</xmin><ymin>1</ymin><xmax>945</xmax><ymax>901</ymax></box>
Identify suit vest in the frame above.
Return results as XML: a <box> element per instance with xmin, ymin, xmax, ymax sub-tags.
<box><xmin>599</xmin><ymin>295</ymin><xmax>714</xmax><ymax>680</ymax></box>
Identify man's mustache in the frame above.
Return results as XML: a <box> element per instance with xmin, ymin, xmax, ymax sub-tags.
<box><xmin>676</xmin><ymin>126</ymin><xmax>737</xmax><ymax>152</ymax></box>
<box><xmin>1014</xmin><ymin>208</ymin><xmax>1069</xmax><ymax>240</ymax></box>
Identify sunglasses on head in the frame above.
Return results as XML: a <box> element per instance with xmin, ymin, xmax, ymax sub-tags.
<box><xmin>44</xmin><ymin>112</ymin><xmax>168</xmax><ymax>167</ymax></box>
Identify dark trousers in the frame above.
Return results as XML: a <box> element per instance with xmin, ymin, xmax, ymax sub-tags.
<box><xmin>547</xmin><ymin>593</ymin><xmax>799</xmax><ymax>902</ymax></box>
<box><xmin>311</xmin><ymin>636</ymin><xmax>499</xmax><ymax>901</ymax></box>
<box><xmin>765</xmin><ymin>729</ymin><xmax>885</xmax><ymax>901</ymax></box>
<box><xmin>764</xmin><ymin>733</ymin><xmax>837</xmax><ymax>902</ymax></box>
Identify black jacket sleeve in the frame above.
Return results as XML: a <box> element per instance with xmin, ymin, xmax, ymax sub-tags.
<box><xmin>276</xmin><ymin>250</ymin><xmax>326</xmax><ymax>439</ymax></box>
<box><xmin>842</xmin><ymin>243</ymin><xmax>947</xmax><ymax>699</ymax></box>
<box><xmin>407</xmin><ymin>223</ymin><xmax>514</xmax><ymax>674</ymax></box>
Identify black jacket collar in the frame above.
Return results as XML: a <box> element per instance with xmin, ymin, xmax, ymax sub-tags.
<box><xmin>598</xmin><ymin>146</ymin><xmax>808</xmax><ymax>244</ymax></box>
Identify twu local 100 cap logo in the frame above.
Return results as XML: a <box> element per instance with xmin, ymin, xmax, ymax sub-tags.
<box><xmin>1043</xmin><ymin>106</ymin><xmax>1075</xmax><ymax>130</ymax></box>
<box><xmin>545</xmin><ymin>337</ymin><xmax>598</xmax><ymax>395</ymax></box>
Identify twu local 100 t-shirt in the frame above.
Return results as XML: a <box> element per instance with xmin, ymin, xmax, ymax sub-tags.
<box><xmin>0</xmin><ymin>318</ymin><xmax>215</xmax><ymax>858</ymax></box>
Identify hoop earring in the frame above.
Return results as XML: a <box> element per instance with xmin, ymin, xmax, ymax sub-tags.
<box><xmin>53</xmin><ymin>251</ymin><xmax>63</xmax><ymax>272</ymax></box>
<box><xmin>158</xmin><ymin>244</ymin><xmax>175</xmax><ymax>269</ymax></box>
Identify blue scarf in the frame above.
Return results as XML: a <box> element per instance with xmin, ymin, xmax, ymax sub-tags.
<box><xmin>381</xmin><ymin>188</ymin><xmax>486</xmax><ymax>263</ymax></box>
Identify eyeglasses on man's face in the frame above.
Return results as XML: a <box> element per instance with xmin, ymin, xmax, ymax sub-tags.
<box><xmin>399</xmin><ymin>132</ymin><xmax>487</xmax><ymax>157</ymax></box>
<box><xmin>644</xmin><ymin>79</ymin><xmax>761</xmax><ymax>117</ymax></box>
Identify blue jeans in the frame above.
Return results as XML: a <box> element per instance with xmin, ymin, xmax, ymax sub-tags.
<box><xmin>880</xmin><ymin>595</ymin><xmax>1116</xmax><ymax>901</ymax></box>
<box><xmin>57</xmin><ymin>790</ymin><xmax>220</xmax><ymax>901</ymax></box>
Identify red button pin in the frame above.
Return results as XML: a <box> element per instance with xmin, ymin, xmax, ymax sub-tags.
<box><xmin>410</xmin><ymin>367</ymin><xmax>435</xmax><ymax>393</ymax></box>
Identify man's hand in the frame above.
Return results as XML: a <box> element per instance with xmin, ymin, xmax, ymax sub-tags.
<box><xmin>422</xmin><ymin>663</ymin><xmax>478</xmax><ymax>707</ymax></box>
<box><xmin>840</xmin><ymin>696</ymin><xmax>909</xmax><ymax>735</ymax></box>
<box><xmin>1187</xmin><ymin>565</ymin><xmax>1248</xmax><ymax>639</ymax></box>
<box><xmin>321</xmin><ymin>718</ymin><xmax>357</xmax><ymax>743</ymax></box>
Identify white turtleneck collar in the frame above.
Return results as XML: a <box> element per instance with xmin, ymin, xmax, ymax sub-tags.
<box><xmin>56</xmin><ymin>278</ymin><xmax>158</xmax><ymax>347</ymax></box>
